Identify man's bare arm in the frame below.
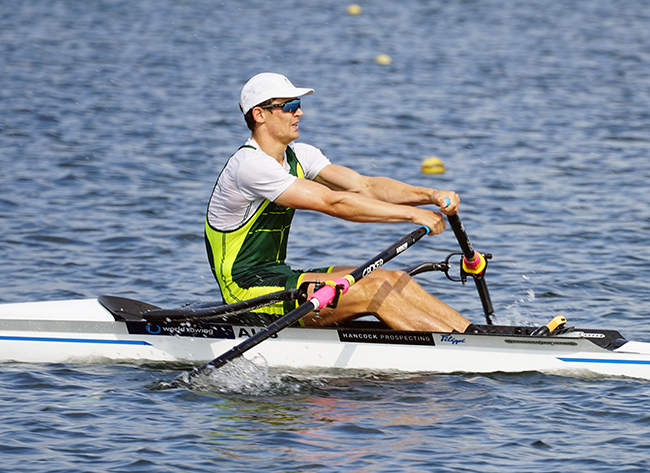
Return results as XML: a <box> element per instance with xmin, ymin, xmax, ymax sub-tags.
<box><xmin>273</xmin><ymin>176</ymin><xmax>448</xmax><ymax>234</ymax></box>
<box><xmin>313</xmin><ymin>164</ymin><xmax>459</xmax><ymax>215</ymax></box>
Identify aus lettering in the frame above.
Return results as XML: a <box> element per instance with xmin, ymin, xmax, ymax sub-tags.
<box><xmin>440</xmin><ymin>334</ymin><xmax>466</xmax><ymax>345</ymax></box>
<box><xmin>237</xmin><ymin>328</ymin><xmax>278</xmax><ymax>339</ymax></box>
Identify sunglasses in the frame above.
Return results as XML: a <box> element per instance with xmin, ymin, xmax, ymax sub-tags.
<box><xmin>259</xmin><ymin>98</ymin><xmax>301</xmax><ymax>113</ymax></box>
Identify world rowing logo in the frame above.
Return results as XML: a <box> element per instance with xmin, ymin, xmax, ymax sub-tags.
<box><xmin>145</xmin><ymin>323</ymin><xmax>162</xmax><ymax>334</ymax></box>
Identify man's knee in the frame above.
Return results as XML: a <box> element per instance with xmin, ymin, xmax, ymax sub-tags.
<box><xmin>357</xmin><ymin>270</ymin><xmax>413</xmax><ymax>296</ymax></box>
<box><xmin>373</xmin><ymin>268</ymin><xmax>412</xmax><ymax>286</ymax></box>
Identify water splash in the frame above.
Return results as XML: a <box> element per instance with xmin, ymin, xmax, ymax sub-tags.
<box><xmin>499</xmin><ymin>276</ymin><xmax>539</xmax><ymax>326</ymax></box>
<box><xmin>158</xmin><ymin>355</ymin><xmax>325</xmax><ymax>395</ymax></box>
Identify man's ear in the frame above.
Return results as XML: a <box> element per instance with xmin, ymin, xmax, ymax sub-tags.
<box><xmin>251</xmin><ymin>107</ymin><xmax>266</xmax><ymax>125</ymax></box>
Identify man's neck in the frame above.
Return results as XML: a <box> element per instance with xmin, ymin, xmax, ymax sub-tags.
<box><xmin>251</xmin><ymin>132</ymin><xmax>287</xmax><ymax>164</ymax></box>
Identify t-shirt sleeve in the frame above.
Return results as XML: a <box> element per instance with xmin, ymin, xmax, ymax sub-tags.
<box><xmin>291</xmin><ymin>143</ymin><xmax>332</xmax><ymax>180</ymax></box>
<box><xmin>237</xmin><ymin>153</ymin><xmax>296</xmax><ymax>202</ymax></box>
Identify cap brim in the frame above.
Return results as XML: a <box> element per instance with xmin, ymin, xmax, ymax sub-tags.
<box><xmin>269</xmin><ymin>87</ymin><xmax>314</xmax><ymax>100</ymax></box>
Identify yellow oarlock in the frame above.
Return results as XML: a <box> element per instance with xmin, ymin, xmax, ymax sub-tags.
<box><xmin>462</xmin><ymin>252</ymin><xmax>487</xmax><ymax>275</ymax></box>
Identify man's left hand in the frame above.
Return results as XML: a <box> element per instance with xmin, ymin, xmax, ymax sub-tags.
<box><xmin>433</xmin><ymin>191</ymin><xmax>460</xmax><ymax>215</ymax></box>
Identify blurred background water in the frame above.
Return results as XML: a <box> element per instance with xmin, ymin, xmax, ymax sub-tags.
<box><xmin>2</xmin><ymin>0</ymin><xmax>650</xmax><ymax>471</ymax></box>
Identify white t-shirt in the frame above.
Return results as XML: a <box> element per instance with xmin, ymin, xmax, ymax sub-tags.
<box><xmin>207</xmin><ymin>138</ymin><xmax>331</xmax><ymax>231</ymax></box>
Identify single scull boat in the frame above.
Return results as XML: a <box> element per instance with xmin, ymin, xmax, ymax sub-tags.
<box><xmin>0</xmin><ymin>294</ymin><xmax>650</xmax><ymax>380</ymax></box>
<box><xmin>2</xmin><ymin>214</ymin><xmax>649</xmax><ymax>380</ymax></box>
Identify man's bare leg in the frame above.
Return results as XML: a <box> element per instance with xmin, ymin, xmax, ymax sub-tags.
<box><xmin>299</xmin><ymin>267</ymin><xmax>471</xmax><ymax>332</ymax></box>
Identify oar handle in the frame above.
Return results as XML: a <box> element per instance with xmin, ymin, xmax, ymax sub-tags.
<box><xmin>444</xmin><ymin>203</ymin><xmax>494</xmax><ymax>325</ymax></box>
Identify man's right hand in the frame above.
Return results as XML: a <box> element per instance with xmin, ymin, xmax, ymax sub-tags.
<box><xmin>413</xmin><ymin>208</ymin><xmax>447</xmax><ymax>235</ymax></box>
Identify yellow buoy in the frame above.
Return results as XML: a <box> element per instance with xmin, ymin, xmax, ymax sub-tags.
<box><xmin>347</xmin><ymin>4</ymin><xmax>362</xmax><ymax>15</ymax></box>
<box><xmin>375</xmin><ymin>53</ymin><xmax>392</xmax><ymax>65</ymax></box>
<box><xmin>421</xmin><ymin>157</ymin><xmax>445</xmax><ymax>174</ymax></box>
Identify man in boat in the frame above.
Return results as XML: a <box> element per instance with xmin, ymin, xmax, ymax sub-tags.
<box><xmin>205</xmin><ymin>72</ymin><xmax>473</xmax><ymax>333</ymax></box>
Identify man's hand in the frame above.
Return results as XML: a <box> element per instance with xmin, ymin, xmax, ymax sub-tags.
<box><xmin>432</xmin><ymin>191</ymin><xmax>459</xmax><ymax>216</ymax></box>
<box><xmin>412</xmin><ymin>208</ymin><xmax>447</xmax><ymax>235</ymax></box>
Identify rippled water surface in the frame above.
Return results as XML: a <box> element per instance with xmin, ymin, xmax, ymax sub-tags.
<box><xmin>2</xmin><ymin>0</ymin><xmax>650</xmax><ymax>471</ymax></box>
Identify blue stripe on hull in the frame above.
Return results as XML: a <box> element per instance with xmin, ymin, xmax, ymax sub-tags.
<box><xmin>0</xmin><ymin>335</ymin><xmax>151</xmax><ymax>346</ymax></box>
<box><xmin>559</xmin><ymin>357</ymin><xmax>650</xmax><ymax>365</ymax></box>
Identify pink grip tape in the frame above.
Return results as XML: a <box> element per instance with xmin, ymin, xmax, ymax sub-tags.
<box><xmin>311</xmin><ymin>277</ymin><xmax>351</xmax><ymax>310</ymax></box>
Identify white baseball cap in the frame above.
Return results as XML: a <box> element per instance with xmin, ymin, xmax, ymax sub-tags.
<box><xmin>239</xmin><ymin>73</ymin><xmax>314</xmax><ymax>115</ymax></box>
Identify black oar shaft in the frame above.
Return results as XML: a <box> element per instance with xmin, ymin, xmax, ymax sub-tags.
<box><xmin>144</xmin><ymin>289</ymin><xmax>300</xmax><ymax>322</ymax></box>
<box><xmin>184</xmin><ymin>226</ymin><xmax>429</xmax><ymax>381</ymax></box>
<box><xmin>447</xmin><ymin>214</ymin><xmax>475</xmax><ymax>259</ymax></box>
<box><xmin>447</xmin><ymin>213</ymin><xmax>494</xmax><ymax>324</ymax></box>
<box><xmin>206</xmin><ymin>301</ymin><xmax>317</xmax><ymax>370</ymax></box>
<box><xmin>348</xmin><ymin>226</ymin><xmax>429</xmax><ymax>283</ymax></box>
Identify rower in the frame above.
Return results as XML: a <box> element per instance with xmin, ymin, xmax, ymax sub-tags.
<box><xmin>205</xmin><ymin>72</ymin><xmax>475</xmax><ymax>333</ymax></box>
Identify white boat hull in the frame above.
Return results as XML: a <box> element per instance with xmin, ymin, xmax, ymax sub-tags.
<box><xmin>2</xmin><ymin>298</ymin><xmax>650</xmax><ymax>380</ymax></box>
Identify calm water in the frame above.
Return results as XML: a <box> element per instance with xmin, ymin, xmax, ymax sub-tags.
<box><xmin>2</xmin><ymin>0</ymin><xmax>650</xmax><ymax>471</ymax></box>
